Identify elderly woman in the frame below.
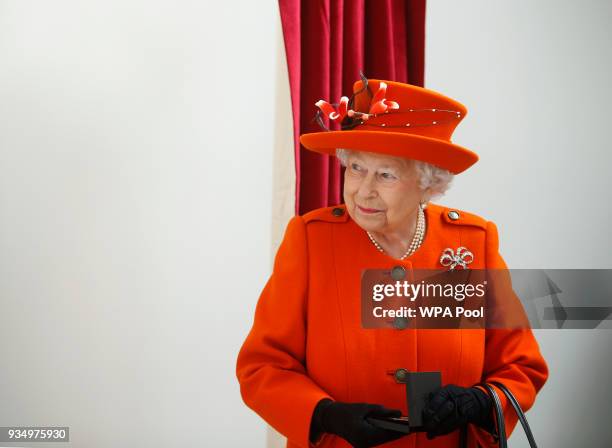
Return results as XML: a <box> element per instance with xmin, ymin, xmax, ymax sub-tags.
<box><xmin>236</xmin><ymin>78</ymin><xmax>548</xmax><ymax>448</ymax></box>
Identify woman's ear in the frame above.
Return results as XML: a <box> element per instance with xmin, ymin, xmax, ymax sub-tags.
<box><xmin>421</xmin><ymin>187</ymin><xmax>433</xmax><ymax>204</ymax></box>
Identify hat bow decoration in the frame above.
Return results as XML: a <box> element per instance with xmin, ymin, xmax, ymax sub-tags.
<box><xmin>315</xmin><ymin>81</ymin><xmax>399</xmax><ymax>125</ymax></box>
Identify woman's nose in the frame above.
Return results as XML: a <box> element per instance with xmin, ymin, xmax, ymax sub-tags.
<box><xmin>357</xmin><ymin>173</ymin><xmax>377</xmax><ymax>198</ymax></box>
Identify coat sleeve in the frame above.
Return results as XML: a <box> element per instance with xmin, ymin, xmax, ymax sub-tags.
<box><xmin>236</xmin><ymin>215</ymin><xmax>334</xmax><ymax>448</ymax></box>
<box><xmin>471</xmin><ymin>220</ymin><xmax>549</xmax><ymax>447</ymax></box>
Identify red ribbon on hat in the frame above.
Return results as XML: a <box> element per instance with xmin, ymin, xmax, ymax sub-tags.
<box><xmin>315</xmin><ymin>82</ymin><xmax>400</xmax><ymax>123</ymax></box>
<box><xmin>315</xmin><ymin>96</ymin><xmax>349</xmax><ymax>122</ymax></box>
<box><xmin>368</xmin><ymin>82</ymin><xmax>399</xmax><ymax>115</ymax></box>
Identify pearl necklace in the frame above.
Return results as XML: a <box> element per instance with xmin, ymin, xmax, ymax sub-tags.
<box><xmin>366</xmin><ymin>205</ymin><xmax>426</xmax><ymax>260</ymax></box>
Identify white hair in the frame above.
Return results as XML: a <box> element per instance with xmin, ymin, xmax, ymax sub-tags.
<box><xmin>335</xmin><ymin>148</ymin><xmax>454</xmax><ymax>202</ymax></box>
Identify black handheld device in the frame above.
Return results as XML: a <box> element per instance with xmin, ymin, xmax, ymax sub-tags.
<box><xmin>366</xmin><ymin>371</ymin><xmax>442</xmax><ymax>434</ymax></box>
<box><xmin>366</xmin><ymin>416</ymin><xmax>412</xmax><ymax>433</ymax></box>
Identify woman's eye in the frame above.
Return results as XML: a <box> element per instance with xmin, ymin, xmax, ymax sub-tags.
<box><xmin>380</xmin><ymin>172</ymin><xmax>396</xmax><ymax>180</ymax></box>
<box><xmin>350</xmin><ymin>163</ymin><xmax>362</xmax><ymax>172</ymax></box>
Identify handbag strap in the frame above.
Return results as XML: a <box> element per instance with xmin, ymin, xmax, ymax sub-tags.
<box><xmin>459</xmin><ymin>382</ymin><xmax>506</xmax><ymax>448</ymax></box>
<box><xmin>489</xmin><ymin>381</ymin><xmax>539</xmax><ymax>448</ymax></box>
<box><xmin>477</xmin><ymin>382</ymin><xmax>508</xmax><ymax>448</ymax></box>
<box><xmin>459</xmin><ymin>382</ymin><xmax>539</xmax><ymax>448</ymax></box>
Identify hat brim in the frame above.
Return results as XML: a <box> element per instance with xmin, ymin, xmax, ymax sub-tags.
<box><xmin>299</xmin><ymin>130</ymin><xmax>478</xmax><ymax>174</ymax></box>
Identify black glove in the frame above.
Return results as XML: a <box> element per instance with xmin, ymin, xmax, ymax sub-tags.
<box><xmin>310</xmin><ymin>398</ymin><xmax>407</xmax><ymax>448</ymax></box>
<box><xmin>422</xmin><ymin>384</ymin><xmax>495</xmax><ymax>440</ymax></box>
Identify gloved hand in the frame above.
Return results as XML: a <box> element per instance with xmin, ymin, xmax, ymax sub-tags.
<box><xmin>422</xmin><ymin>384</ymin><xmax>494</xmax><ymax>440</ymax></box>
<box><xmin>310</xmin><ymin>398</ymin><xmax>407</xmax><ymax>448</ymax></box>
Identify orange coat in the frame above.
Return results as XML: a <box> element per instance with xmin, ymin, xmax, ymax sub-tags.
<box><xmin>236</xmin><ymin>203</ymin><xmax>548</xmax><ymax>448</ymax></box>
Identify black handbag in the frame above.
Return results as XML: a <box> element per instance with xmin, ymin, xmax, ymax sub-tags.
<box><xmin>459</xmin><ymin>381</ymin><xmax>539</xmax><ymax>448</ymax></box>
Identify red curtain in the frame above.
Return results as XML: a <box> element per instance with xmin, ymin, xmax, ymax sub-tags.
<box><xmin>278</xmin><ymin>0</ymin><xmax>426</xmax><ymax>215</ymax></box>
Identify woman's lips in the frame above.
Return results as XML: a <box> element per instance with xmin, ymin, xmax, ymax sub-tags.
<box><xmin>357</xmin><ymin>205</ymin><xmax>383</xmax><ymax>214</ymax></box>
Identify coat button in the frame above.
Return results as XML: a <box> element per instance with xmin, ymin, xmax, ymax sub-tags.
<box><xmin>393</xmin><ymin>316</ymin><xmax>409</xmax><ymax>330</ymax></box>
<box><xmin>394</xmin><ymin>368</ymin><xmax>409</xmax><ymax>383</ymax></box>
<box><xmin>332</xmin><ymin>207</ymin><xmax>344</xmax><ymax>217</ymax></box>
<box><xmin>448</xmin><ymin>210</ymin><xmax>460</xmax><ymax>220</ymax></box>
<box><xmin>391</xmin><ymin>265</ymin><xmax>406</xmax><ymax>280</ymax></box>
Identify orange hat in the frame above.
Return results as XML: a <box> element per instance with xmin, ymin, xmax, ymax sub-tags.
<box><xmin>299</xmin><ymin>77</ymin><xmax>478</xmax><ymax>174</ymax></box>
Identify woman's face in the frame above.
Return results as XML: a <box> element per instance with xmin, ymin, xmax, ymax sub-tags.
<box><xmin>343</xmin><ymin>150</ymin><xmax>424</xmax><ymax>236</ymax></box>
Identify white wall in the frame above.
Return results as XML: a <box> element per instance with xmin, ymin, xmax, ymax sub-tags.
<box><xmin>0</xmin><ymin>1</ymin><xmax>277</xmax><ymax>447</ymax></box>
<box><xmin>427</xmin><ymin>1</ymin><xmax>612</xmax><ymax>446</ymax></box>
